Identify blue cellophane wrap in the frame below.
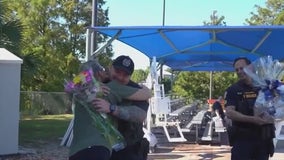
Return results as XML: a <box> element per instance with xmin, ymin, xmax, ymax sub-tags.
<box><xmin>244</xmin><ymin>56</ymin><xmax>284</xmax><ymax>119</ymax></box>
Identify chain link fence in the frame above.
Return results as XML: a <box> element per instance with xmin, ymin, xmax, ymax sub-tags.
<box><xmin>19</xmin><ymin>92</ymin><xmax>204</xmax><ymax>116</ymax></box>
<box><xmin>20</xmin><ymin>91</ymin><xmax>72</xmax><ymax>115</ymax></box>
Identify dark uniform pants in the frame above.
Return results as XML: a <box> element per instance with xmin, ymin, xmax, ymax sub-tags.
<box><xmin>69</xmin><ymin>146</ymin><xmax>110</xmax><ymax>160</ymax></box>
<box><xmin>110</xmin><ymin>146</ymin><xmax>142</xmax><ymax>160</ymax></box>
<box><xmin>110</xmin><ymin>138</ymin><xmax>149</xmax><ymax>160</ymax></box>
<box><xmin>231</xmin><ymin>139</ymin><xmax>270</xmax><ymax>160</ymax></box>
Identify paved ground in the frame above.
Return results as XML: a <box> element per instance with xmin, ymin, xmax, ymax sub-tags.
<box><xmin>148</xmin><ymin>142</ymin><xmax>284</xmax><ymax>160</ymax></box>
<box><xmin>147</xmin><ymin>128</ymin><xmax>284</xmax><ymax>160</ymax></box>
<box><xmin>1</xmin><ymin>130</ymin><xmax>284</xmax><ymax>160</ymax></box>
<box><xmin>148</xmin><ymin>143</ymin><xmax>231</xmax><ymax>160</ymax></box>
<box><xmin>0</xmin><ymin>141</ymin><xmax>283</xmax><ymax>160</ymax></box>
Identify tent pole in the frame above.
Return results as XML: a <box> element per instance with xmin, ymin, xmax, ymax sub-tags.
<box><xmin>90</xmin><ymin>0</ymin><xmax>98</xmax><ymax>60</ymax></box>
<box><xmin>93</xmin><ymin>30</ymin><xmax>122</xmax><ymax>57</ymax></box>
<box><xmin>160</xmin><ymin>64</ymin><xmax>163</xmax><ymax>83</ymax></box>
<box><xmin>209</xmin><ymin>71</ymin><xmax>212</xmax><ymax>99</ymax></box>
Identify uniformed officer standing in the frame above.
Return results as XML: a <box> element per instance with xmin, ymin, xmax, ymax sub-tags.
<box><xmin>225</xmin><ymin>57</ymin><xmax>275</xmax><ymax>160</ymax></box>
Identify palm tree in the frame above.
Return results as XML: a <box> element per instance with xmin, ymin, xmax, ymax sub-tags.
<box><xmin>0</xmin><ymin>1</ymin><xmax>41</xmax><ymax>90</ymax></box>
<box><xmin>0</xmin><ymin>1</ymin><xmax>22</xmax><ymax>54</ymax></box>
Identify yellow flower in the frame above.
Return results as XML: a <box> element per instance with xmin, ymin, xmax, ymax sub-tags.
<box><xmin>73</xmin><ymin>75</ymin><xmax>82</xmax><ymax>84</ymax></box>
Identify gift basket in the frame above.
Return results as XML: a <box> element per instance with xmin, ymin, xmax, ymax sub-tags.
<box><xmin>243</xmin><ymin>55</ymin><xmax>284</xmax><ymax>119</ymax></box>
<box><xmin>64</xmin><ymin>66</ymin><xmax>126</xmax><ymax>151</ymax></box>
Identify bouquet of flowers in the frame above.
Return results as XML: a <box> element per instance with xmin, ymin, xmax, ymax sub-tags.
<box><xmin>64</xmin><ymin>67</ymin><xmax>126</xmax><ymax>151</ymax></box>
<box><xmin>244</xmin><ymin>55</ymin><xmax>284</xmax><ymax>119</ymax></box>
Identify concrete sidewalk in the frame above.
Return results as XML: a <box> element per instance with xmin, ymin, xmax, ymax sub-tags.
<box><xmin>148</xmin><ymin>143</ymin><xmax>231</xmax><ymax>160</ymax></box>
<box><xmin>148</xmin><ymin>125</ymin><xmax>284</xmax><ymax>160</ymax></box>
<box><xmin>271</xmin><ymin>147</ymin><xmax>284</xmax><ymax>160</ymax></box>
<box><xmin>148</xmin><ymin>143</ymin><xmax>284</xmax><ymax>160</ymax></box>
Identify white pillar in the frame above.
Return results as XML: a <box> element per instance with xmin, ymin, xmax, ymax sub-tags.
<box><xmin>0</xmin><ymin>48</ymin><xmax>23</xmax><ymax>155</ymax></box>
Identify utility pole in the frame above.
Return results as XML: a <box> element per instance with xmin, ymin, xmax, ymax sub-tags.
<box><xmin>162</xmin><ymin>0</ymin><xmax>166</xmax><ymax>26</ymax></box>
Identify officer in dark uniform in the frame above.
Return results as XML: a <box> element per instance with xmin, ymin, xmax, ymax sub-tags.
<box><xmin>225</xmin><ymin>57</ymin><xmax>275</xmax><ymax>160</ymax></box>
<box><xmin>112</xmin><ymin>84</ymin><xmax>149</xmax><ymax>160</ymax></box>
<box><xmin>109</xmin><ymin>55</ymin><xmax>150</xmax><ymax>160</ymax></box>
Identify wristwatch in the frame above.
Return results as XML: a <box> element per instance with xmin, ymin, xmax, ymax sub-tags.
<box><xmin>109</xmin><ymin>104</ymin><xmax>116</xmax><ymax>114</ymax></box>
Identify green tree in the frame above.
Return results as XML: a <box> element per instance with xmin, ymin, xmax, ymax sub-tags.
<box><xmin>211</xmin><ymin>72</ymin><xmax>237</xmax><ymax>98</ymax></box>
<box><xmin>162</xmin><ymin>68</ymin><xmax>178</xmax><ymax>95</ymax></box>
<box><xmin>172</xmin><ymin>72</ymin><xmax>210</xmax><ymax>101</ymax></box>
<box><xmin>131</xmin><ymin>69</ymin><xmax>148</xmax><ymax>83</ymax></box>
<box><xmin>246</xmin><ymin>0</ymin><xmax>284</xmax><ymax>25</ymax></box>
<box><xmin>0</xmin><ymin>1</ymin><xmax>21</xmax><ymax>53</ymax></box>
<box><xmin>1</xmin><ymin>0</ymin><xmax>42</xmax><ymax>91</ymax></box>
<box><xmin>203</xmin><ymin>10</ymin><xmax>226</xmax><ymax>26</ymax></box>
<box><xmin>172</xmin><ymin>71</ymin><xmax>237</xmax><ymax>101</ymax></box>
<box><xmin>4</xmin><ymin>0</ymin><xmax>111</xmax><ymax>91</ymax></box>
<box><xmin>274</xmin><ymin>10</ymin><xmax>284</xmax><ymax>24</ymax></box>
<box><xmin>161</xmin><ymin>77</ymin><xmax>172</xmax><ymax>94</ymax></box>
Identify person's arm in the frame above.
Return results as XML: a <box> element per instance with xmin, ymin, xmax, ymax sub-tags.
<box><xmin>226</xmin><ymin>105</ymin><xmax>273</xmax><ymax>125</ymax></box>
<box><xmin>106</xmin><ymin>81</ymin><xmax>151</xmax><ymax>101</ymax></box>
<box><xmin>112</xmin><ymin>104</ymin><xmax>147</xmax><ymax>123</ymax></box>
<box><xmin>115</xmin><ymin>99</ymin><xmax>149</xmax><ymax>122</ymax></box>
<box><xmin>93</xmin><ymin>98</ymin><xmax>147</xmax><ymax>123</ymax></box>
<box><xmin>225</xmin><ymin>87</ymin><xmax>273</xmax><ymax>126</ymax></box>
<box><xmin>94</xmin><ymin>81</ymin><xmax>150</xmax><ymax>122</ymax></box>
<box><xmin>126</xmin><ymin>85</ymin><xmax>152</xmax><ymax>100</ymax></box>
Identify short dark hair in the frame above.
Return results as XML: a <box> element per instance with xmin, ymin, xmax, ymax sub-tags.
<box><xmin>233</xmin><ymin>57</ymin><xmax>251</xmax><ymax>66</ymax></box>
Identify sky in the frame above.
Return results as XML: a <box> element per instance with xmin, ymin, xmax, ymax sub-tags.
<box><xmin>103</xmin><ymin>0</ymin><xmax>266</xmax><ymax>69</ymax></box>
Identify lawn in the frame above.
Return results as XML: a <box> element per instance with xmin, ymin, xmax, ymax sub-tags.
<box><xmin>19</xmin><ymin>114</ymin><xmax>73</xmax><ymax>146</ymax></box>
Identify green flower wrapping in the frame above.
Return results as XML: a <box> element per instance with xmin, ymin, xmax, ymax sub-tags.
<box><xmin>75</xmin><ymin>98</ymin><xmax>126</xmax><ymax>151</ymax></box>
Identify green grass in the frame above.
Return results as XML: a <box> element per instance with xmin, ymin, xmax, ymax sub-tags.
<box><xmin>19</xmin><ymin>114</ymin><xmax>73</xmax><ymax>146</ymax></box>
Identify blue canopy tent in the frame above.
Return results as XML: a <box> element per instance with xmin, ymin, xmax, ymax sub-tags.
<box><xmin>88</xmin><ymin>25</ymin><xmax>284</xmax><ymax>99</ymax></box>
<box><xmin>86</xmin><ymin>24</ymin><xmax>284</xmax><ymax>144</ymax></box>
<box><xmin>90</xmin><ymin>25</ymin><xmax>284</xmax><ymax>71</ymax></box>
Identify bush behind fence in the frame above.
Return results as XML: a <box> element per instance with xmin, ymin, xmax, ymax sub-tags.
<box><xmin>20</xmin><ymin>91</ymin><xmax>72</xmax><ymax>115</ymax></box>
